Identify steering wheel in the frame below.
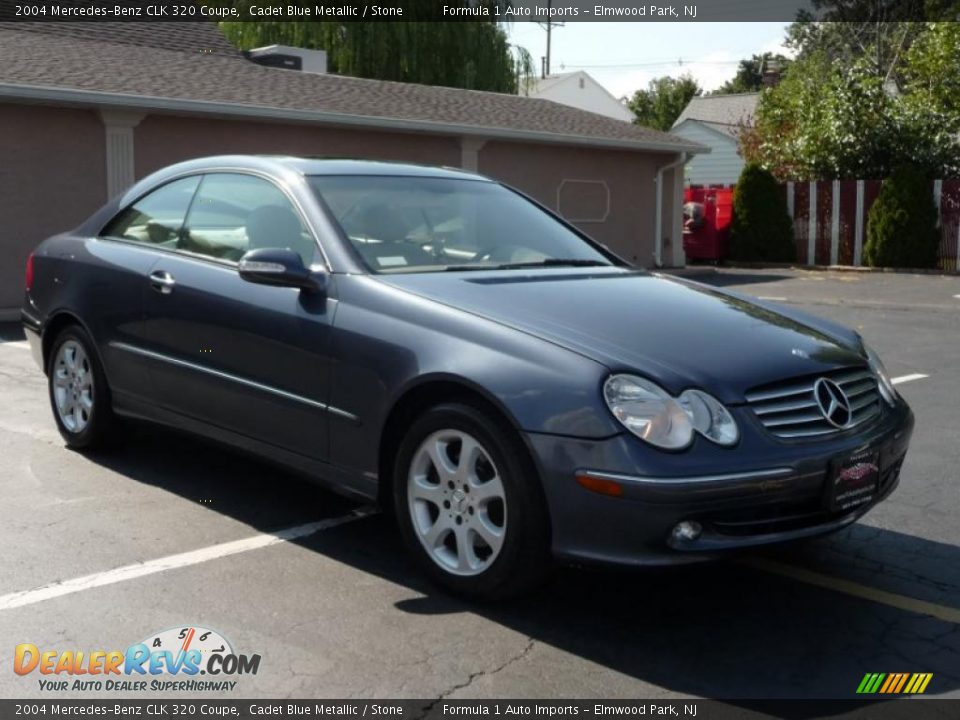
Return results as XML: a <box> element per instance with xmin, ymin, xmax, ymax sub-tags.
<box><xmin>473</xmin><ymin>245</ymin><xmax>517</xmax><ymax>263</ymax></box>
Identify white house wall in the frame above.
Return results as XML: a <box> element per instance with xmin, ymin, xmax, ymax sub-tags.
<box><xmin>671</xmin><ymin>121</ymin><xmax>744</xmax><ymax>185</ymax></box>
<box><xmin>532</xmin><ymin>76</ymin><xmax>635</xmax><ymax>123</ymax></box>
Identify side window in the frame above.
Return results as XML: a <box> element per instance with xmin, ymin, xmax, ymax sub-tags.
<box><xmin>181</xmin><ymin>174</ymin><xmax>316</xmax><ymax>265</ymax></box>
<box><xmin>101</xmin><ymin>176</ymin><xmax>201</xmax><ymax>247</ymax></box>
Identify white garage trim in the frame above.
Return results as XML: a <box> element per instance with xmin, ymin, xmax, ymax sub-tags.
<box><xmin>556</xmin><ymin>179</ymin><xmax>610</xmax><ymax>223</ymax></box>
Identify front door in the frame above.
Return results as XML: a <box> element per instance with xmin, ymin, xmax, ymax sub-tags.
<box><xmin>97</xmin><ymin>175</ymin><xmax>203</xmax><ymax>405</ymax></box>
<box><xmin>138</xmin><ymin>172</ymin><xmax>335</xmax><ymax>462</ymax></box>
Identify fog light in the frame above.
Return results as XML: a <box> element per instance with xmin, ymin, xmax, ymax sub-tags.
<box><xmin>671</xmin><ymin>520</ymin><xmax>702</xmax><ymax>542</ymax></box>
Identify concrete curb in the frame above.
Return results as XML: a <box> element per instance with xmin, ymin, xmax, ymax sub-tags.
<box><xmin>686</xmin><ymin>262</ymin><xmax>960</xmax><ymax>278</ymax></box>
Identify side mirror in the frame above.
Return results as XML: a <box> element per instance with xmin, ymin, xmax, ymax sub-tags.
<box><xmin>238</xmin><ymin>248</ymin><xmax>325</xmax><ymax>292</ymax></box>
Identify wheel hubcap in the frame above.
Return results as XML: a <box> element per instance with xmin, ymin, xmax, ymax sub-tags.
<box><xmin>407</xmin><ymin>429</ymin><xmax>507</xmax><ymax>576</ymax></box>
<box><xmin>53</xmin><ymin>340</ymin><xmax>94</xmax><ymax>433</ymax></box>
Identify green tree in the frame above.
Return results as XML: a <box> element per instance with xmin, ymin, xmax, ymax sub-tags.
<box><xmin>863</xmin><ymin>165</ymin><xmax>940</xmax><ymax>268</ymax></box>
<box><xmin>740</xmin><ymin>24</ymin><xmax>960</xmax><ymax>180</ymax></box>
<box><xmin>742</xmin><ymin>51</ymin><xmax>898</xmax><ymax>179</ymax></box>
<box><xmin>627</xmin><ymin>74</ymin><xmax>701</xmax><ymax>131</ymax></box>
<box><xmin>713</xmin><ymin>53</ymin><xmax>791</xmax><ymax>95</ymax></box>
<box><xmin>221</xmin><ymin>11</ymin><xmax>533</xmax><ymax>93</ymax></box>
<box><xmin>900</xmin><ymin>21</ymin><xmax>960</xmax><ymax>171</ymax></box>
<box><xmin>728</xmin><ymin>164</ymin><xmax>796</xmax><ymax>262</ymax></box>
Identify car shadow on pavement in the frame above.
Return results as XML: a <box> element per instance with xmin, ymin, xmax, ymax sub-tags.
<box><xmin>0</xmin><ymin>322</ymin><xmax>26</xmax><ymax>342</ymax></box>
<box><xmin>86</xmin><ymin>423</ymin><xmax>960</xmax><ymax>703</ymax></box>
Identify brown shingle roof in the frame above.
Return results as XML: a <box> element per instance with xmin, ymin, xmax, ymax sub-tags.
<box><xmin>0</xmin><ymin>21</ymin><xmax>240</xmax><ymax>57</ymax></box>
<box><xmin>0</xmin><ymin>23</ymin><xmax>703</xmax><ymax>153</ymax></box>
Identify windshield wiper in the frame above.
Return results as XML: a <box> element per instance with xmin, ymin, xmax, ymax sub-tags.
<box><xmin>494</xmin><ymin>259</ymin><xmax>611</xmax><ymax>270</ymax></box>
<box><xmin>444</xmin><ymin>258</ymin><xmax>610</xmax><ymax>272</ymax></box>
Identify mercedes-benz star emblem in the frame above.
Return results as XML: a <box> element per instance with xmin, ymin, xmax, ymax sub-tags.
<box><xmin>814</xmin><ymin>378</ymin><xmax>852</xmax><ymax>428</ymax></box>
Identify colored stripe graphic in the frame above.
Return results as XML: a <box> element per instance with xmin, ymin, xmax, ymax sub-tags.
<box><xmin>857</xmin><ymin>672</ymin><xmax>933</xmax><ymax>694</ymax></box>
<box><xmin>893</xmin><ymin>673</ymin><xmax>909</xmax><ymax>693</ymax></box>
<box><xmin>879</xmin><ymin>674</ymin><xmax>896</xmax><ymax>693</ymax></box>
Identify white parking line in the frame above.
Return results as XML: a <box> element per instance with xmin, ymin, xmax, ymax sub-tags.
<box><xmin>0</xmin><ymin>341</ymin><xmax>29</xmax><ymax>350</ymax></box>
<box><xmin>0</xmin><ymin>507</ymin><xmax>376</xmax><ymax>611</ymax></box>
<box><xmin>757</xmin><ymin>296</ymin><xmax>788</xmax><ymax>302</ymax></box>
<box><xmin>891</xmin><ymin>373</ymin><xmax>928</xmax><ymax>385</ymax></box>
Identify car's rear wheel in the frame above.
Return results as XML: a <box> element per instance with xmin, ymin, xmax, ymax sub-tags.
<box><xmin>393</xmin><ymin>402</ymin><xmax>551</xmax><ymax>599</ymax></box>
<box><xmin>48</xmin><ymin>325</ymin><xmax>115</xmax><ymax>449</ymax></box>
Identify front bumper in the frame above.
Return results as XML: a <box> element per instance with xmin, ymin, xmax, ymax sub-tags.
<box><xmin>525</xmin><ymin>399</ymin><xmax>914</xmax><ymax>566</ymax></box>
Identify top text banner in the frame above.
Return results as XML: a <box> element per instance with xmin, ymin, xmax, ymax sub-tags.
<box><xmin>0</xmin><ymin>0</ymin><xmax>952</xmax><ymax>23</ymax></box>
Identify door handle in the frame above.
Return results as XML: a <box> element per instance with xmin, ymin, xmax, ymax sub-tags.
<box><xmin>149</xmin><ymin>270</ymin><xmax>176</xmax><ymax>295</ymax></box>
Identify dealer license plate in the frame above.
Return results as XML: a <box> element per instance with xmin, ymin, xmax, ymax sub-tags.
<box><xmin>828</xmin><ymin>450</ymin><xmax>880</xmax><ymax>512</ymax></box>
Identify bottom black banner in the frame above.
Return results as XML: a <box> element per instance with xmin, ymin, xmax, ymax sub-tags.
<box><xmin>0</xmin><ymin>700</ymin><xmax>957</xmax><ymax>720</ymax></box>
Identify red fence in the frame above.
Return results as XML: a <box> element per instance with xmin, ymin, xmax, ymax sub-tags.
<box><xmin>783</xmin><ymin>180</ymin><xmax>960</xmax><ymax>271</ymax></box>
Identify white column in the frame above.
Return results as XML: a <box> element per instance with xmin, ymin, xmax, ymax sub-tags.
<box><xmin>956</xmin><ymin>221</ymin><xmax>960</xmax><ymax>272</ymax></box>
<box><xmin>933</xmin><ymin>179</ymin><xmax>943</xmax><ymax>226</ymax></box>
<box><xmin>830</xmin><ymin>180</ymin><xmax>840</xmax><ymax>265</ymax></box>
<box><xmin>459</xmin><ymin>137</ymin><xmax>487</xmax><ymax>173</ymax></box>
<box><xmin>100</xmin><ymin>110</ymin><xmax>145</xmax><ymax>198</ymax></box>
<box><xmin>854</xmin><ymin>180</ymin><xmax>865</xmax><ymax>266</ymax></box>
<box><xmin>807</xmin><ymin>181</ymin><xmax>817</xmax><ymax>265</ymax></box>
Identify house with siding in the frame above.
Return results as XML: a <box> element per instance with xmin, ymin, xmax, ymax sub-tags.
<box><xmin>0</xmin><ymin>21</ymin><xmax>707</xmax><ymax>317</ymax></box>
<box><xmin>671</xmin><ymin>93</ymin><xmax>758</xmax><ymax>186</ymax></box>
<box><xmin>523</xmin><ymin>71</ymin><xmax>635</xmax><ymax>123</ymax></box>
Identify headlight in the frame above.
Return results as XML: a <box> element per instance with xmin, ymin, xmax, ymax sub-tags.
<box><xmin>863</xmin><ymin>342</ymin><xmax>897</xmax><ymax>406</ymax></box>
<box><xmin>603</xmin><ymin>375</ymin><xmax>738</xmax><ymax>450</ymax></box>
<box><xmin>677</xmin><ymin>389</ymin><xmax>740</xmax><ymax>446</ymax></box>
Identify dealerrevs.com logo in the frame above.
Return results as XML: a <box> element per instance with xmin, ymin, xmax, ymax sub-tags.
<box><xmin>14</xmin><ymin>626</ymin><xmax>261</xmax><ymax>692</ymax></box>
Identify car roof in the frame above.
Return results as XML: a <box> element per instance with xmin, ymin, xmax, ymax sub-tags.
<box><xmin>166</xmin><ymin>155</ymin><xmax>490</xmax><ymax>181</ymax></box>
<box><xmin>269</xmin><ymin>157</ymin><xmax>490</xmax><ymax>180</ymax></box>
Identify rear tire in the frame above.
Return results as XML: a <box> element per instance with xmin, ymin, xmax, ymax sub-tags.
<box><xmin>47</xmin><ymin>325</ymin><xmax>116</xmax><ymax>450</ymax></box>
<box><xmin>393</xmin><ymin>402</ymin><xmax>551</xmax><ymax>599</ymax></box>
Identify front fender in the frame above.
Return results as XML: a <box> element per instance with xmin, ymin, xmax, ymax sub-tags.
<box><xmin>327</xmin><ymin>275</ymin><xmax>619</xmax><ymax>478</ymax></box>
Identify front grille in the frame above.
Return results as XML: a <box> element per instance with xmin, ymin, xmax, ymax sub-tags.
<box><xmin>745</xmin><ymin>367</ymin><xmax>882</xmax><ymax>439</ymax></box>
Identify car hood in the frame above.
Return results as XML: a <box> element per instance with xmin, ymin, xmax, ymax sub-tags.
<box><xmin>378</xmin><ymin>268</ymin><xmax>866</xmax><ymax>404</ymax></box>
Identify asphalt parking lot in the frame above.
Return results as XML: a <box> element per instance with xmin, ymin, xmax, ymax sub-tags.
<box><xmin>0</xmin><ymin>267</ymin><xmax>958</xmax><ymax>701</ymax></box>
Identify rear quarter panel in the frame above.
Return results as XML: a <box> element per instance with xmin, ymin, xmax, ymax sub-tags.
<box><xmin>28</xmin><ymin>234</ymin><xmax>159</xmax><ymax>401</ymax></box>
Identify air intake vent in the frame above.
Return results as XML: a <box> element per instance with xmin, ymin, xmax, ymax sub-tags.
<box><xmin>745</xmin><ymin>367</ymin><xmax>882</xmax><ymax>439</ymax></box>
<box><xmin>247</xmin><ymin>45</ymin><xmax>328</xmax><ymax>75</ymax></box>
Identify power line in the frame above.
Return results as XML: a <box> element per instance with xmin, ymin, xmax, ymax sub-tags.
<box><xmin>561</xmin><ymin>59</ymin><xmax>741</xmax><ymax>70</ymax></box>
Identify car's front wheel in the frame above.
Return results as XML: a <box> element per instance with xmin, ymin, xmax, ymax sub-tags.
<box><xmin>48</xmin><ymin>325</ymin><xmax>115</xmax><ymax>449</ymax></box>
<box><xmin>394</xmin><ymin>402</ymin><xmax>551</xmax><ymax>599</ymax></box>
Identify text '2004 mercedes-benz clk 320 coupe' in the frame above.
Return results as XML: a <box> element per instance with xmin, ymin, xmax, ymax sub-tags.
<box><xmin>22</xmin><ymin>156</ymin><xmax>913</xmax><ymax>598</ymax></box>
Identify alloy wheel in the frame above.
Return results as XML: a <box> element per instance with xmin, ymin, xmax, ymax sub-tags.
<box><xmin>407</xmin><ymin>429</ymin><xmax>508</xmax><ymax>576</ymax></box>
<box><xmin>53</xmin><ymin>340</ymin><xmax>94</xmax><ymax>433</ymax></box>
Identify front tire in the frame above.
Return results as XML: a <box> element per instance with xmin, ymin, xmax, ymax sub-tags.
<box><xmin>393</xmin><ymin>402</ymin><xmax>551</xmax><ymax>599</ymax></box>
<box><xmin>48</xmin><ymin>325</ymin><xmax>115</xmax><ymax>450</ymax></box>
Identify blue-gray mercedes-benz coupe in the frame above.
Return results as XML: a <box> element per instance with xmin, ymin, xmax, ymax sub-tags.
<box><xmin>21</xmin><ymin>156</ymin><xmax>914</xmax><ymax>598</ymax></box>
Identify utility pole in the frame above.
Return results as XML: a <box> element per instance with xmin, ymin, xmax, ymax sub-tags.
<box><xmin>538</xmin><ymin>0</ymin><xmax>564</xmax><ymax>78</ymax></box>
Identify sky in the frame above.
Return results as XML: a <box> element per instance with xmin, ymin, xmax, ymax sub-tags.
<box><xmin>506</xmin><ymin>22</ymin><xmax>793</xmax><ymax>99</ymax></box>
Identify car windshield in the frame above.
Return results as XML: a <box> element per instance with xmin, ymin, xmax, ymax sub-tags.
<box><xmin>308</xmin><ymin>175</ymin><xmax>614</xmax><ymax>273</ymax></box>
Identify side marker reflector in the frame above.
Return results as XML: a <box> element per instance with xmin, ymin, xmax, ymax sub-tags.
<box><xmin>575</xmin><ymin>473</ymin><xmax>624</xmax><ymax>498</ymax></box>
